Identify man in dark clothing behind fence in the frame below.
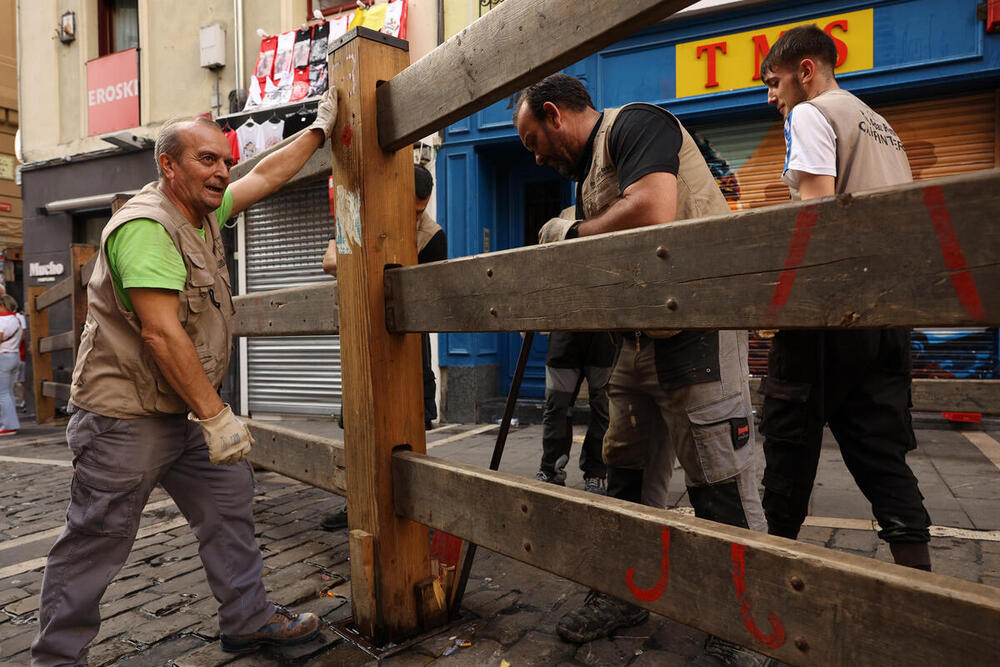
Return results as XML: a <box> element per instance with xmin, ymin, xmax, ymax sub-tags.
<box><xmin>758</xmin><ymin>25</ymin><xmax>932</xmax><ymax>571</ymax></box>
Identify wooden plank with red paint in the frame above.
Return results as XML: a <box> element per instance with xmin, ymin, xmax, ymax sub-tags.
<box><xmin>392</xmin><ymin>450</ymin><xmax>1000</xmax><ymax>666</ymax></box>
<box><xmin>384</xmin><ymin>169</ymin><xmax>1000</xmax><ymax>333</ymax></box>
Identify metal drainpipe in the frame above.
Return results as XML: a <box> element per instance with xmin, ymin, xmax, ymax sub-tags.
<box><xmin>234</xmin><ymin>0</ymin><xmax>245</xmax><ymax>99</ymax></box>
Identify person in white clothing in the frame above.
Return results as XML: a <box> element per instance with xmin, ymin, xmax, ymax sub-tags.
<box><xmin>0</xmin><ymin>295</ymin><xmax>24</xmax><ymax>434</ymax></box>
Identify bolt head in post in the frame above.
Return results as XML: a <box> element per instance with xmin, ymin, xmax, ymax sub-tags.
<box><xmin>666</xmin><ymin>297</ymin><xmax>679</xmax><ymax>311</ymax></box>
<box><xmin>795</xmin><ymin>636</ymin><xmax>809</xmax><ymax>652</ymax></box>
<box><xmin>789</xmin><ymin>575</ymin><xmax>805</xmax><ymax>591</ymax></box>
<box><xmin>655</xmin><ymin>245</ymin><xmax>668</xmax><ymax>259</ymax></box>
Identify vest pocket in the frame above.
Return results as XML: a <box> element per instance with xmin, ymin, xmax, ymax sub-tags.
<box><xmin>67</xmin><ymin>465</ymin><xmax>145</xmax><ymax>537</ymax></box>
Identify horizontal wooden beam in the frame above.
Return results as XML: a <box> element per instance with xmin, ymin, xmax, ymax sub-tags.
<box><xmin>749</xmin><ymin>377</ymin><xmax>1000</xmax><ymax>414</ymax></box>
<box><xmin>245</xmin><ymin>419</ymin><xmax>346</xmax><ymax>495</ymax></box>
<box><xmin>232</xmin><ymin>283</ymin><xmax>338</xmax><ymax>337</ymax></box>
<box><xmin>385</xmin><ymin>170</ymin><xmax>1000</xmax><ymax>332</ymax></box>
<box><xmin>41</xmin><ymin>381</ymin><xmax>70</xmax><ymax>403</ymax></box>
<box><xmin>377</xmin><ymin>0</ymin><xmax>698</xmax><ymax>151</ymax></box>
<box><xmin>392</xmin><ymin>451</ymin><xmax>1000</xmax><ymax>666</ymax></box>
<box><xmin>34</xmin><ymin>275</ymin><xmax>73</xmax><ymax>311</ymax></box>
<box><xmin>230</xmin><ymin>129</ymin><xmax>331</xmax><ymax>188</ymax></box>
<box><xmin>38</xmin><ymin>331</ymin><xmax>74</xmax><ymax>354</ymax></box>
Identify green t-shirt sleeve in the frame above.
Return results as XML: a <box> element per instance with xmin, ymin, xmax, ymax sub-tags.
<box><xmin>106</xmin><ymin>189</ymin><xmax>233</xmax><ymax>311</ymax></box>
<box><xmin>215</xmin><ymin>188</ymin><xmax>234</xmax><ymax>228</ymax></box>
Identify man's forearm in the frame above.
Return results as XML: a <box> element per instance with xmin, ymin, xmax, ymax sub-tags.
<box><xmin>576</xmin><ymin>172</ymin><xmax>678</xmax><ymax>238</ymax></box>
<box><xmin>142</xmin><ymin>325</ymin><xmax>225</xmax><ymax>419</ymax></box>
<box><xmin>253</xmin><ymin>129</ymin><xmax>324</xmax><ymax>194</ymax></box>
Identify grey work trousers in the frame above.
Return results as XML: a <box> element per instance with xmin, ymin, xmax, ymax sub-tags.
<box><xmin>31</xmin><ymin>409</ymin><xmax>274</xmax><ymax>667</ymax></box>
<box><xmin>603</xmin><ymin>330</ymin><xmax>765</xmax><ymax>530</ymax></box>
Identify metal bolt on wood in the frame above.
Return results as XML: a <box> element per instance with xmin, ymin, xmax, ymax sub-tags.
<box><xmin>656</xmin><ymin>245</ymin><xmax>669</xmax><ymax>258</ymax></box>
<box><xmin>789</xmin><ymin>575</ymin><xmax>805</xmax><ymax>591</ymax></box>
<box><xmin>666</xmin><ymin>297</ymin><xmax>679</xmax><ymax>311</ymax></box>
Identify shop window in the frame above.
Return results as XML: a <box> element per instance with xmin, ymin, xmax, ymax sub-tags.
<box><xmin>98</xmin><ymin>0</ymin><xmax>139</xmax><ymax>56</ymax></box>
<box><xmin>73</xmin><ymin>214</ymin><xmax>109</xmax><ymax>247</ymax></box>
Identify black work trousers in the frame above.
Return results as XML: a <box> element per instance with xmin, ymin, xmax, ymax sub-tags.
<box><xmin>760</xmin><ymin>329</ymin><xmax>931</xmax><ymax>544</ymax></box>
<box><xmin>540</xmin><ymin>331</ymin><xmax>615</xmax><ymax>478</ymax></box>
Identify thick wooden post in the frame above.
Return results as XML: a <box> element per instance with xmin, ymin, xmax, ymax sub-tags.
<box><xmin>27</xmin><ymin>285</ymin><xmax>53</xmax><ymax>424</ymax></box>
<box><xmin>329</xmin><ymin>28</ymin><xmax>433</xmax><ymax>644</ymax></box>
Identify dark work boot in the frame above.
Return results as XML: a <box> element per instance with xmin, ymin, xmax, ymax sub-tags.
<box><xmin>890</xmin><ymin>542</ymin><xmax>932</xmax><ymax>571</ymax></box>
<box><xmin>320</xmin><ymin>506</ymin><xmax>348</xmax><ymax>531</ymax></box>
<box><xmin>556</xmin><ymin>590</ymin><xmax>648</xmax><ymax>644</ymax></box>
<box><xmin>686</xmin><ymin>636</ymin><xmax>776</xmax><ymax>667</ymax></box>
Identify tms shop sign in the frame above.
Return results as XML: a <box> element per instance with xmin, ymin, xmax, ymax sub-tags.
<box><xmin>30</xmin><ymin>260</ymin><xmax>65</xmax><ymax>283</ymax></box>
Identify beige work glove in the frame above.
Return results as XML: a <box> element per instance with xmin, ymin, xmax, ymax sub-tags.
<box><xmin>189</xmin><ymin>404</ymin><xmax>254</xmax><ymax>465</ymax></box>
<box><xmin>309</xmin><ymin>87</ymin><xmax>339</xmax><ymax>141</ymax></box>
<box><xmin>538</xmin><ymin>217</ymin><xmax>580</xmax><ymax>244</ymax></box>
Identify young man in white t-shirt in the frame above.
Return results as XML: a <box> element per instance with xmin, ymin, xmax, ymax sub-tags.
<box><xmin>758</xmin><ymin>26</ymin><xmax>932</xmax><ymax>573</ymax></box>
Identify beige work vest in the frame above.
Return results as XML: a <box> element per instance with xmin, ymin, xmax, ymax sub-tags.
<box><xmin>801</xmin><ymin>89</ymin><xmax>912</xmax><ymax>195</ymax></box>
<box><xmin>416</xmin><ymin>211</ymin><xmax>442</xmax><ymax>254</ymax></box>
<box><xmin>581</xmin><ymin>104</ymin><xmax>730</xmax><ymax>337</ymax></box>
<box><xmin>70</xmin><ymin>182</ymin><xmax>235</xmax><ymax>418</ymax></box>
<box><xmin>581</xmin><ymin>104</ymin><xmax>731</xmax><ymax>222</ymax></box>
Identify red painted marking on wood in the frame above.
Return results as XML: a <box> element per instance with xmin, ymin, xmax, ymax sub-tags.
<box><xmin>340</xmin><ymin>124</ymin><xmax>353</xmax><ymax>147</ymax></box>
<box><xmin>625</xmin><ymin>527</ymin><xmax>670</xmax><ymax>602</ymax></box>
<box><xmin>731</xmin><ymin>543</ymin><xmax>786</xmax><ymax>649</ymax></box>
<box><xmin>923</xmin><ymin>186</ymin><xmax>986</xmax><ymax>320</ymax></box>
<box><xmin>764</xmin><ymin>205</ymin><xmax>821</xmax><ymax>327</ymax></box>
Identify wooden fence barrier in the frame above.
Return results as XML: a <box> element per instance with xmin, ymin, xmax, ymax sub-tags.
<box><xmin>27</xmin><ymin>245</ymin><xmax>95</xmax><ymax>423</ymax></box>
<box><xmin>227</xmin><ymin>3</ymin><xmax>1000</xmax><ymax>662</ymax></box>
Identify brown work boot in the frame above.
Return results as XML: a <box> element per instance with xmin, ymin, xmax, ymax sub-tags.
<box><xmin>220</xmin><ymin>606</ymin><xmax>321</xmax><ymax>653</ymax></box>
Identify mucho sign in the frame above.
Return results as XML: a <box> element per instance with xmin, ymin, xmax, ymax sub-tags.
<box><xmin>675</xmin><ymin>9</ymin><xmax>873</xmax><ymax>99</ymax></box>
<box><xmin>87</xmin><ymin>48</ymin><xmax>140</xmax><ymax>136</ymax></box>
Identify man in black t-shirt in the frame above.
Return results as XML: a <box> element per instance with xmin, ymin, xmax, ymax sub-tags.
<box><xmin>514</xmin><ymin>74</ymin><xmax>768</xmax><ymax>667</ymax></box>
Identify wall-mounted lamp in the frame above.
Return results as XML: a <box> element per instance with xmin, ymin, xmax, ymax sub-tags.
<box><xmin>59</xmin><ymin>11</ymin><xmax>76</xmax><ymax>44</ymax></box>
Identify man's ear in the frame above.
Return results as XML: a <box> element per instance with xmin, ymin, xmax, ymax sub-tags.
<box><xmin>158</xmin><ymin>154</ymin><xmax>175</xmax><ymax>180</ymax></box>
<box><xmin>542</xmin><ymin>101</ymin><xmax>562</xmax><ymax>129</ymax></box>
<box><xmin>799</xmin><ymin>58</ymin><xmax>817</xmax><ymax>84</ymax></box>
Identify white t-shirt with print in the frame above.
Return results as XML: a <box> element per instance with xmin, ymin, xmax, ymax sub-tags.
<box><xmin>782</xmin><ymin>103</ymin><xmax>837</xmax><ymax>189</ymax></box>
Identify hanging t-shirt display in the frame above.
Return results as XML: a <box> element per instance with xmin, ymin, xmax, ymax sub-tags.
<box><xmin>293</xmin><ymin>27</ymin><xmax>312</xmax><ymax>69</ymax></box>
<box><xmin>382</xmin><ymin>0</ymin><xmax>407</xmax><ymax>39</ymax></box>
<box><xmin>236</xmin><ymin>119</ymin><xmax>263</xmax><ymax>160</ymax></box>
<box><xmin>223</xmin><ymin>128</ymin><xmax>241</xmax><ymax>163</ymax></box>
<box><xmin>254</xmin><ymin>35</ymin><xmax>277</xmax><ymax>86</ymax></box>
<box><xmin>273</xmin><ymin>31</ymin><xmax>295</xmax><ymax>85</ymax></box>
<box><xmin>308</xmin><ymin>21</ymin><xmax>330</xmax><ymax>98</ymax></box>
<box><xmin>259</xmin><ymin>119</ymin><xmax>285</xmax><ymax>152</ymax></box>
<box><xmin>289</xmin><ymin>68</ymin><xmax>311</xmax><ymax>102</ymax></box>
<box><xmin>329</xmin><ymin>13</ymin><xmax>352</xmax><ymax>41</ymax></box>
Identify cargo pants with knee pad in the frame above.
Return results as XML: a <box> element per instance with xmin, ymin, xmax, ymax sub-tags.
<box><xmin>603</xmin><ymin>330</ymin><xmax>764</xmax><ymax>530</ymax></box>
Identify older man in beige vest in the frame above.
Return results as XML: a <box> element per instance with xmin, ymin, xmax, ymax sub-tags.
<box><xmin>758</xmin><ymin>26</ymin><xmax>932</xmax><ymax>572</ymax></box>
<box><xmin>32</xmin><ymin>91</ymin><xmax>339</xmax><ymax>665</ymax></box>
<box><xmin>514</xmin><ymin>74</ymin><xmax>770</xmax><ymax>667</ymax></box>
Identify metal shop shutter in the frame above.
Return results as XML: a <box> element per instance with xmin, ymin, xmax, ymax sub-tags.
<box><xmin>244</xmin><ymin>179</ymin><xmax>341</xmax><ymax>416</ymax></box>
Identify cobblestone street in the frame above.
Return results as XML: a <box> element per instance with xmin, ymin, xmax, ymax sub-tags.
<box><xmin>2</xmin><ymin>420</ymin><xmax>998</xmax><ymax>665</ymax></box>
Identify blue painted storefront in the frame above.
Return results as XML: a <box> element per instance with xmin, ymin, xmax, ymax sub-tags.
<box><xmin>435</xmin><ymin>0</ymin><xmax>1000</xmax><ymax>400</ymax></box>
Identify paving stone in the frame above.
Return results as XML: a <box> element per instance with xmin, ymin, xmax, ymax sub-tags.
<box><xmin>156</xmin><ymin>569</ymin><xmax>213</xmax><ymax>596</ymax></box>
<box><xmin>171</xmin><ymin>639</ymin><xmax>241</xmax><ymax>667</ymax></box>
<box><xmin>0</xmin><ymin>587</ymin><xmax>30</xmax><ymax>606</ymax></box>
<box><xmin>114</xmin><ymin>635</ymin><xmax>203</xmax><ymax>666</ymax></box>
<box><xmin>493</xmin><ymin>629</ymin><xmax>576</xmax><ymax>666</ymax></box>
<box><xmin>141</xmin><ymin>592</ymin><xmax>201</xmax><ymax>617</ymax></box>
<box><xmin>574</xmin><ymin>637</ymin><xmax>641</xmax><ymax>665</ymax></box>
<box><xmin>0</xmin><ymin>625</ymin><xmax>36</xmax><ymax>661</ymax></box>
<box><xmin>630</xmin><ymin>648</ymin><xmax>687</xmax><ymax>666</ymax></box>
<box><xmin>100</xmin><ymin>591</ymin><xmax>163</xmax><ymax>620</ymax></box>
<box><xmin>126</xmin><ymin>611</ymin><xmax>200</xmax><ymax>645</ymax></box>
<box><xmin>267</xmin><ymin>574</ymin><xmax>325</xmax><ymax>607</ymax></box>
<box><xmin>433</xmin><ymin>637</ymin><xmax>505</xmax><ymax>663</ymax></box>
<box><xmin>459</xmin><ymin>589</ymin><xmax>519</xmax><ymax>618</ymax></box>
<box><xmin>796</xmin><ymin>526</ymin><xmax>833</xmax><ymax>547</ymax></box>
<box><xmin>6</xmin><ymin>593</ymin><xmax>39</xmax><ymax>616</ymax></box>
<box><xmin>102</xmin><ymin>575</ymin><xmax>156</xmax><ymax>602</ymax></box>
<box><xmin>302</xmin><ymin>639</ymin><xmax>374</xmax><ymax>666</ymax></box>
<box><xmin>86</xmin><ymin>638</ymin><xmax>141</xmax><ymax>666</ymax></box>
<box><xmin>151</xmin><ymin>555</ymin><xmax>206</xmax><ymax>583</ymax></box>
<box><xmin>474</xmin><ymin>610</ymin><xmax>543</xmax><ymax>646</ymax></box>
<box><xmin>648</xmin><ymin>618</ymin><xmax>707</xmax><ymax>657</ymax></box>
<box><xmin>262</xmin><ymin>541</ymin><xmax>332</xmax><ymax>570</ymax></box>
<box><xmin>94</xmin><ymin>610</ymin><xmax>149</xmax><ymax>644</ymax></box>
<box><xmin>829</xmin><ymin>529</ymin><xmax>879</xmax><ymax>555</ymax></box>
<box><xmin>379</xmin><ymin>648</ymin><xmax>436</xmax><ymax>666</ymax></box>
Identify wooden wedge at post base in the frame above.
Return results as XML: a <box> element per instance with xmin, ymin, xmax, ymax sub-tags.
<box><xmin>376</xmin><ymin>0</ymin><xmax>699</xmax><ymax>151</ymax></box>
<box><xmin>384</xmin><ymin>170</ymin><xmax>1000</xmax><ymax>332</ymax></box>
<box><xmin>392</xmin><ymin>451</ymin><xmax>1000</xmax><ymax>666</ymax></box>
